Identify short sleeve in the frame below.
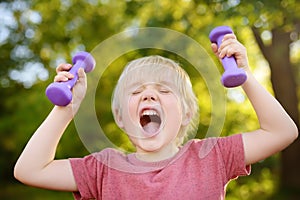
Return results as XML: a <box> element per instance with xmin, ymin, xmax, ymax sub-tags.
<box><xmin>217</xmin><ymin>134</ymin><xmax>251</xmax><ymax>180</ymax></box>
<box><xmin>69</xmin><ymin>154</ymin><xmax>101</xmax><ymax>199</ymax></box>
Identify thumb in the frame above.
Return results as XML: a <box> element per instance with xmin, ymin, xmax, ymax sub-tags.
<box><xmin>70</xmin><ymin>68</ymin><xmax>87</xmax><ymax>111</ymax></box>
<box><xmin>77</xmin><ymin>68</ymin><xmax>86</xmax><ymax>82</ymax></box>
<box><xmin>211</xmin><ymin>43</ymin><xmax>219</xmax><ymax>58</ymax></box>
<box><xmin>73</xmin><ymin>67</ymin><xmax>87</xmax><ymax>96</ymax></box>
<box><xmin>76</xmin><ymin>68</ymin><xmax>87</xmax><ymax>90</ymax></box>
<box><xmin>211</xmin><ymin>43</ymin><xmax>218</xmax><ymax>53</ymax></box>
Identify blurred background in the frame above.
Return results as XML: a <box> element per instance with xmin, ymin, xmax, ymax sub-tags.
<box><xmin>0</xmin><ymin>0</ymin><xmax>299</xmax><ymax>199</ymax></box>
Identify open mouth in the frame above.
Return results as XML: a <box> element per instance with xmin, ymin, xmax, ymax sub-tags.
<box><xmin>139</xmin><ymin>109</ymin><xmax>162</xmax><ymax>137</ymax></box>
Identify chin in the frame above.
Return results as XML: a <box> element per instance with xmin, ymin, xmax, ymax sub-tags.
<box><xmin>141</xmin><ymin>146</ymin><xmax>162</xmax><ymax>153</ymax></box>
<box><xmin>134</xmin><ymin>138</ymin><xmax>164</xmax><ymax>153</ymax></box>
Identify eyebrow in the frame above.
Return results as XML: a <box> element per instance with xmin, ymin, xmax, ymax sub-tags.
<box><xmin>158</xmin><ymin>80</ymin><xmax>174</xmax><ymax>86</ymax></box>
<box><xmin>126</xmin><ymin>81</ymin><xmax>176</xmax><ymax>92</ymax></box>
<box><xmin>129</xmin><ymin>80</ymin><xmax>174</xmax><ymax>87</ymax></box>
<box><xmin>125</xmin><ymin>82</ymin><xmax>142</xmax><ymax>90</ymax></box>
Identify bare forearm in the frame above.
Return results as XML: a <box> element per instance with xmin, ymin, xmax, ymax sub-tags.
<box><xmin>15</xmin><ymin>106</ymin><xmax>73</xmax><ymax>177</ymax></box>
<box><xmin>214</xmin><ymin>33</ymin><xmax>298</xmax><ymax>165</ymax></box>
<box><xmin>242</xmin><ymin>69</ymin><xmax>297</xmax><ymax>138</ymax></box>
<box><xmin>14</xmin><ymin>66</ymin><xmax>86</xmax><ymax>190</ymax></box>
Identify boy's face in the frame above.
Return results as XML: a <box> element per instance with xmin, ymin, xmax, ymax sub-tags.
<box><xmin>115</xmin><ymin>66</ymin><xmax>190</xmax><ymax>153</ymax></box>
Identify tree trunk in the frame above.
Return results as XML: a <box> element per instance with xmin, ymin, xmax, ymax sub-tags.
<box><xmin>252</xmin><ymin>27</ymin><xmax>300</xmax><ymax>197</ymax></box>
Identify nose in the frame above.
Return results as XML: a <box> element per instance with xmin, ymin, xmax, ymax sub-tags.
<box><xmin>142</xmin><ymin>89</ymin><xmax>157</xmax><ymax>102</ymax></box>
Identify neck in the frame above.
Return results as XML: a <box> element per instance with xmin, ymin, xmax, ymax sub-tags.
<box><xmin>135</xmin><ymin>142</ymin><xmax>179</xmax><ymax>162</ymax></box>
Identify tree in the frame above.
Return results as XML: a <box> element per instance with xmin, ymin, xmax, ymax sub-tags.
<box><xmin>1</xmin><ymin>0</ymin><xmax>299</xmax><ymax>199</ymax></box>
<box><xmin>122</xmin><ymin>0</ymin><xmax>300</xmax><ymax>197</ymax></box>
<box><xmin>223</xmin><ymin>1</ymin><xmax>300</xmax><ymax>196</ymax></box>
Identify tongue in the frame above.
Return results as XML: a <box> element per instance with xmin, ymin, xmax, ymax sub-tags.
<box><xmin>143</xmin><ymin>122</ymin><xmax>160</xmax><ymax>137</ymax></box>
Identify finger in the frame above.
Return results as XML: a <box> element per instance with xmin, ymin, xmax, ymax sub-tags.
<box><xmin>54</xmin><ymin>72</ymin><xmax>74</xmax><ymax>82</ymax></box>
<box><xmin>218</xmin><ymin>39</ymin><xmax>240</xmax><ymax>58</ymax></box>
<box><xmin>54</xmin><ymin>74</ymin><xmax>68</xmax><ymax>82</ymax></box>
<box><xmin>219</xmin><ymin>38</ymin><xmax>237</xmax><ymax>50</ymax></box>
<box><xmin>219</xmin><ymin>45</ymin><xmax>238</xmax><ymax>58</ymax></box>
<box><xmin>222</xmin><ymin>33</ymin><xmax>236</xmax><ymax>41</ymax></box>
<box><xmin>224</xmin><ymin>47</ymin><xmax>235</xmax><ymax>58</ymax></box>
<box><xmin>56</xmin><ymin>63</ymin><xmax>72</xmax><ymax>73</ymax></box>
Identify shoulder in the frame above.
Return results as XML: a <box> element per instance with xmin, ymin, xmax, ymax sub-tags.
<box><xmin>187</xmin><ymin>134</ymin><xmax>243</xmax><ymax>149</ymax></box>
<box><xmin>188</xmin><ymin>134</ymin><xmax>250</xmax><ymax>178</ymax></box>
<box><xmin>70</xmin><ymin>148</ymin><xmax>127</xmax><ymax>168</ymax></box>
<box><xmin>92</xmin><ymin>148</ymin><xmax>127</xmax><ymax>160</ymax></box>
<box><xmin>186</xmin><ymin>134</ymin><xmax>244</xmax><ymax>158</ymax></box>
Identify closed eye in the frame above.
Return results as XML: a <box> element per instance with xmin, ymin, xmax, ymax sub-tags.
<box><xmin>132</xmin><ymin>90</ymin><xmax>142</xmax><ymax>95</ymax></box>
<box><xmin>159</xmin><ymin>89</ymin><xmax>170</xmax><ymax>94</ymax></box>
<box><xmin>158</xmin><ymin>85</ymin><xmax>171</xmax><ymax>94</ymax></box>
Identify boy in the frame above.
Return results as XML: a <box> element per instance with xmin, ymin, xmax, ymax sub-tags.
<box><xmin>14</xmin><ymin>34</ymin><xmax>298</xmax><ymax>199</ymax></box>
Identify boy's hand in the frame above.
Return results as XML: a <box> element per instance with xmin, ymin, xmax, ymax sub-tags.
<box><xmin>211</xmin><ymin>34</ymin><xmax>298</xmax><ymax>165</ymax></box>
<box><xmin>54</xmin><ymin>63</ymin><xmax>87</xmax><ymax>111</ymax></box>
<box><xmin>211</xmin><ymin>34</ymin><xmax>250</xmax><ymax>72</ymax></box>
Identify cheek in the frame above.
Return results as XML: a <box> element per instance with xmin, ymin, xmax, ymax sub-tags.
<box><xmin>120</xmin><ymin>96</ymin><xmax>139</xmax><ymax>127</ymax></box>
<box><xmin>127</xmin><ymin>96</ymin><xmax>139</xmax><ymax>117</ymax></box>
<box><xmin>167</xmin><ymin>94</ymin><xmax>182</xmax><ymax>111</ymax></box>
<box><xmin>163</xmin><ymin>96</ymin><xmax>183</xmax><ymax>123</ymax></box>
<box><xmin>161</xmin><ymin>101</ymin><xmax>183</xmax><ymax>140</ymax></box>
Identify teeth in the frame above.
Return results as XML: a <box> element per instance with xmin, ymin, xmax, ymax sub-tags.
<box><xmin>142</xmin><ymin>110</ymin><xmax>159</xmax><ymax>116</ymax></box>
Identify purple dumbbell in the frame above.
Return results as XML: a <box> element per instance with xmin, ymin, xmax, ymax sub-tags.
<box><xmin>46</xmin><ymin>51</ymin><xmax>96</xmax><ymax>106</ymax></box>
<box><xmin>209</xmin><ymin>26</ymin><xmax>247</xmax><ymax>87</ymax></box>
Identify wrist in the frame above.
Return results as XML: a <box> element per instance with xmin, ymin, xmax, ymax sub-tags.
<box><xmin>241</xmin><ymin>70</ymin><xmax>256</xmax><ymax>90</ymax></box>
<box><xmin>52</xmin><ymin>105</ymin><xmax>76</xmax><ymax>121</ymax></box>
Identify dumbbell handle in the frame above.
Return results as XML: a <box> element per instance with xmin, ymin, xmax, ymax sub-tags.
<box><xmin>64</xmin><ymin>60</ymin><xmax>83</xmax><ymax>89</ymax></box>
<box><xmin>46</xmin><ymin>51</ymin><xmax>96</xmax><ymax>106</ymax></box>
<box><xmin>214</xmin><ymin>36</ymin><xmax>237</xmax><ymax>71</ymax></box>
<box><xmin>209</xmin><ymin>26</ymin><xmax>247</xmax><ymax>87</ymax></box>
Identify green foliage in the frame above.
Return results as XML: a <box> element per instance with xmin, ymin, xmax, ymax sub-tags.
<box><xmin>0</xmin><ymin>0</ymin><xmax>299</xmax><ymax>198</ymax></box>
<box><xmin>1</xmin><ymin>184</ymin><xmax>73</xmax><ymax>200</ymax></box>
<box><xmin>226</xmin><ymin>155</ymin><xmax>281</xmax><ymax>200</ymax></box>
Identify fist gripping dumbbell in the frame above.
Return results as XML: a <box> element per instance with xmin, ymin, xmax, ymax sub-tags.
<box><xmin>209</xmin><ymin>26</ymin><xmax>247</xmax><ymax>87</ymax></box>
<box><xmin>46</xmin><ymin>51</ymin><xmax>96</xmax><ymax>106</ymax></box>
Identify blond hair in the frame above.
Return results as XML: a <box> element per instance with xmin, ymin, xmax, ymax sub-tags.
<box><xmin>111</xmin><ymin>55</ymin><xmax>199</xmax><ymax>145</ymax></box>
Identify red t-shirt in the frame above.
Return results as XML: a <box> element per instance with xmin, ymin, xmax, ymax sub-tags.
<box><xmin>70</xmin><ymin>134</ymin><xmax>250</xmax><ymax>200</ymax></box>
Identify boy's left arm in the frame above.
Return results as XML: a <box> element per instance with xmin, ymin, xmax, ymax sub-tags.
<box><xmin>241</xmin><ymin>69</ymin><xmax>298</xmax><ymax>165</ymax></box>
<box><xmin>213</xmin><ymin>34</ymin><xmax>298</xmax><ymax>165</ymax></box>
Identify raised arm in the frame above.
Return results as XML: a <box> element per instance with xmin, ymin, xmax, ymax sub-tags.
<box><xmin>212</xmin><ymin>34</ymin><xmax>298</xmax><ymax>165</ymax></box>
<box><xmin>14</xmin><ymin>64</ymin><xmax>87</xmax><ymax>191</ymax></box>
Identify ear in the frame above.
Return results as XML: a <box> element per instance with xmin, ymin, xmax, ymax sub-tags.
<box><xmin>182</xmin><ymin>111</ymin><xmax>192</xmax><ymax>126</ymax></box>
<box><xmin>114</xmin><ymin>108</ymin><xmax>124</xmax><ymax>128</ymax></box>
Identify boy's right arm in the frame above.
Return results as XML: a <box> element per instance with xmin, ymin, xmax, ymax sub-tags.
<box><xmin>14</xmin><ymin>64</ymin><xmax>87</xmax><ymax>191</ymax></box>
